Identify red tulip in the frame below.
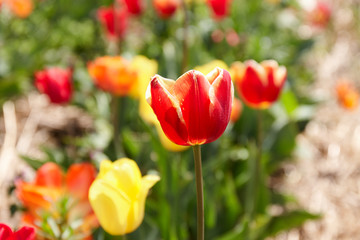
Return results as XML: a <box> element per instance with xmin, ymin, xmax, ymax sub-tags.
<box><xmin>232</xmin><ymin>60</ymin><xmax>286</xmax><ymax>109</ymax></box>
<box><xmin>97</xmin><ymin>6</ymin><xmax>128</xmax><ymax>41</ymax></box>
<box><xmin>153</xmin><ymin>0</ymin><xmax>180</xmax><ymax>19</ymax></box>
<box><xmin>0</xmin><ymin>223</ymin><xmax>36</xmax><ymax>240</ymax></box>
<box><xmin>34</xmin><ymin>67</ymin><xmax>72</xmax><ymax>104</ymax></box>
<box><xmin>207</xmin><ymin>0</ymin><xmax>232</xmax><ymax>19</ymax></box>
<box><xmin>121</xmin><ymin>0</ymin><xmax>143</xmax><ymax>15</ymax></box>
<box><xmin>146</xmin><ymin>67</ymin><xmax>233</xmax><ymax>146</ymax></box>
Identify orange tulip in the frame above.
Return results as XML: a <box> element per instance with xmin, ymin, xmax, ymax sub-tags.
<box><xmin>146</xmin><ymin>67</ymin><xmax>233</xmax><ymax>146</ymax></box>
<box><xmin>153</xmin><ymin>0</ymin><xmax>180</xmax><ymax>19</ymax></box>
<box><xmin>87</xmin><ymin>56</ymin><xmax>138</xmax><ymax>96</ymax></box>
<box><xmin>336</xmin><ymin>81</ymin><xmax>359</xmax><ymax>110</ymax></box>
<box><xmin>16</xmin><ymin>162</ymin><xmax>98</xmax><ymax>238</ymax></box>
<box><xmin>7</xmin><ymin>0</ymin><xmax>33</xmax><ymax>18</ymax></box>
<box><xmin>232</xmin><ymin>60</ymin><xmax>286</xmax><ymax>109</ymax></box>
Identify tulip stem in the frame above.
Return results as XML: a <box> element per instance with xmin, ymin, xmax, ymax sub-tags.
<box><xmin>112</xmin><ymin>96</ymin><xmax>126</xmax><ymax>158</ymax></box>
<box><xmin>192</xmin><ymin>145</ymin><xmax>204</xmax><ymax>240</ymax></box>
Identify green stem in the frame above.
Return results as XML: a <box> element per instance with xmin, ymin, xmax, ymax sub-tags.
<box><xmin>111</xmin><ymin>96</ymin><xmax>127</xmax><ymax>158</ymax></box>
<box><xmin>252</xmin><ymin>110</ymin><xmax>263</xmax><ymax>220</ymax></box>
<box><xmin>192</xmin><ymin>145</ymin><xmax>204</xmax><ymax>240</ymax></box>
<box><xmin>181</xmin><ymin>0</ymin><xmax>189</xmax><ymax>73</ymax></box>
<box><xmin>121</xmin><ymin>235</ymin><xmax>127</xmax><ymax>240</ymax></box>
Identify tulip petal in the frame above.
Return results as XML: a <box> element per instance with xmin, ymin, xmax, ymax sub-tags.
<box><xmin>147</xmin><ymin>75</ymin><xmax>189</xmax><ymax>145</ymax></box>
<box><xmin>89</xmin><ymin>179</ymin><xmax>131</xmax><ymax>235</ymax></box>
<box><xmin>125</xmin><ymin>174</ymin><xmax>160</xmax><ymax>234</ymax></box>
<box><xmin>0</xmin><ymin>223</ymin><xmax>13</xmax><ymax>239</ymax></box>
<box><xmin>172</xmin><ymin>70</ymin><xmax>213</xmax><ymax>145</ymax></box>
<box><xmin>14</xmin><ymin>226</ymin><xmax>36</xmax><ymax>240</ymax></box>
<box><xmin>35</xmin><ymin>162</ymin><xmax>63</xmax><ymax>188</ymax></box>
<box><xmin>66</xmin><ymin>163</ymin><xmax>96</xmax><ymax>200</ymax></box>
<box><xmin>206</xmin><ymin>68</ymin><xmax>233</xmax><ymax>141</ymax></box>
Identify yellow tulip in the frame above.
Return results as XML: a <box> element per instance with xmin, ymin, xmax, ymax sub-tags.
<box><xmin>89</xmin><ymin>158</ymin><xmax>160</xmax><ymax>235</ymax></box>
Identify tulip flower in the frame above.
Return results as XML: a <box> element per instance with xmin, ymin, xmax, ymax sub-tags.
<box><xmin>207</xmin><ymin>0</ymin><xmax>232</xmax><ymax>19</ymax></box>
<box><xmin>121</xmin><ymin>0</ymin><xmax>143</xmax><ymax>15</ymax></box>
<box><xmin>232</xmin><ymin>60</ymin><xmax>286</xmax><ymax>109</ymax></box>
<box><xmin>89</xmin><ymin>158</ymin><xmax>160</xmax><ymax>235</ymax></box>
<box><xmin>146</xmin><ymin>67</ymin><xmax>233</xmax><ymax>146</ymax></box>
<box><xmin>0</xmin><ymin>223</ymin><xmax>36</xmax><ymax>240</ymax></box>
<box><xmin>153</xmin><ymin>0</ymin><xmax>180</xmax><ymax>19</ymax></box>
<box><xmin>6</xmin><ymin>0</ymin><xmax>33</xmax><ymax>18</ymax></box>
<box><xmin>308</xmin><ymin>1</ymin><xmax>331</xmax><ymax>28</ymax></box>
<box><xmin>336</xmin><ymin>81</ymin><xmax>359</xmax><ymax>110</ymax></box>
<box><xmin>97</xmin><ymin>6</ymin><xmax>128</xmax><ymax>41</ymax></box>
<box><xmin>34</xmin><ymin>67</ymin><xmax>73</xmax><ymax>104</ymax></box>
<box><xmin>87</xmin><ymin>56</ymin><xmax>138</xmax><ymax>96</ymax></box>
<box><xmin>16</xmin><ymin>162</ymin><xmax>98</xmax><ymax>238</ymax></box>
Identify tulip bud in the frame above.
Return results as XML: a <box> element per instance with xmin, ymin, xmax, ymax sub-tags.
<box><xmin>308</xmin><ymin>1</ymin><xmax>331</xmax><ymax>28</ymax></box>
<box><xmin>34</xmin><ymin>67</ymin><xmax>73</xmax><ymax>104</ymax></box>
<box><xmin>153</xmin><ymin>0</ymin><xmax>180</xmax><ymax>19</ymax></box>
<box><xmin>89</xmin><ymin>158</ymin><xmax>160</xmax><ymax>235</ymax></box>
<box><xmin>146</xmin><ymin>67</ymin><xmax>234</xmax><ymax>146</ymax></box>
<box><xmin>232</xmin><ymin>60</ymin><xmax>286</xmax><ymax>109</ymax></box>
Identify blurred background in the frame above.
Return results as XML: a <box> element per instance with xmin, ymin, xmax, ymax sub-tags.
<box><xmin>1</xmin><ymin>0</ymin><xmax>360</xmax><ymax>239</ymax></box>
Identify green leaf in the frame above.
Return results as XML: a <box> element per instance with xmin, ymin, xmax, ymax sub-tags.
<box><xmin>256</xmin><ymin>210</ymin><xmax>321</xmax><ymax>239</ymax></box>
<box><xmin>21</xmin><ymin>155</ymin><xmax>44</xmax><ymax>170</ymax></box>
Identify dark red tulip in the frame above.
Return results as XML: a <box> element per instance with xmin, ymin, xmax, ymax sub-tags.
<box><xmin>146</xmin><ymin>68</ymin><xmax>233</xmax><ymax>146</ymax></box>
<box><xmin>34</xmin><ymin>67</ymin><xmax>72</xmax><ymax>104</ymax></box>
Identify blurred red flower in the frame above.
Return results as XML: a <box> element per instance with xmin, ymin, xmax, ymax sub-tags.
<box><xmin>97</xmin><ymin>6</ymin><xmax>128</xmax><ymax>41</ymax></box>
<box><xmin>153</xmin><ymin>0</ymin><xmax>180</xmax><ymax>19</ymax></box>
<box><xmin>308</xmin><ymin>1</ymin><xmax>331</xmax><ymax>28</ymax></box>
<box><xmin>232</xmin><ymin>60</ymin><xmax>287</xmax><ymax>109</ymax></box>
<box><xmin>207</xmin><ymin>0</ymin><xmax>232</xmax><ymax>19</ymax></box>
<box><xmin>121</xmin><ymin>0</ymin><xmax>143</xmax><ymax>15</ymax></box>
<box><xmin>146</xmin><ymin>67</ymin><xmax>233</xmax><ymax>146</ymax></box>
<box><xmin>0</xmin><ymin>223</ymin><xmax>36</xmax><ymax>240</ymax></box>
<box><xmin>87</xmin><ymin>56</ymin><xmax>138</xmax><ymax>96</ymax></box>
<box><xmin>15</xmin><ymin>162</ymin><xmax>98</xmax><ymax>238</ymax></box>
<box><xmin>336</xmin><ymin>80</ymin><xmax>359</xmax><ymax>110</ymax></box>
<box><xmin>34</xmin><ymin>67</ymin><xmax>72</xmax><ymax>104</ymax></box>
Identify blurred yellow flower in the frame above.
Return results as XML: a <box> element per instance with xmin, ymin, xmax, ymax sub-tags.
<box><xmin>194</xmin><ymin>60</ymin><xmax>229</xmax><ymax>75</ymax></box>
<box><xmin>155</xmin><ymin>124</ymin><xmax>189</xmax><ymax>152</ymax></box>
<box><xmin>89</xmin><ymin>158</ymin><xmax>160</xmax><ymax>235</ymax></box>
